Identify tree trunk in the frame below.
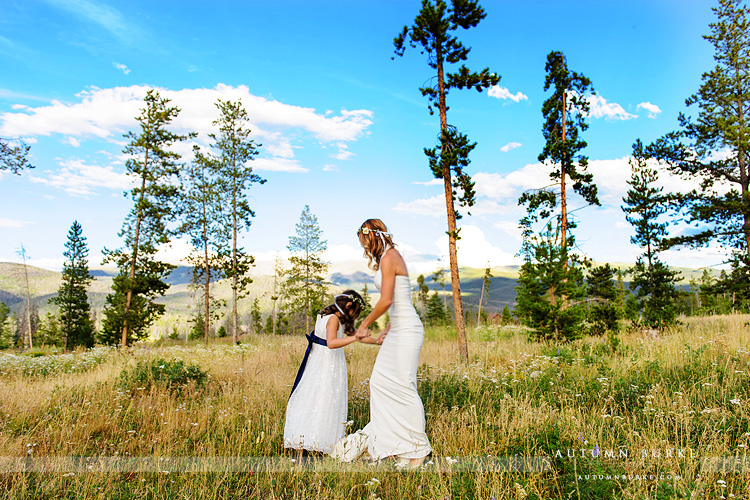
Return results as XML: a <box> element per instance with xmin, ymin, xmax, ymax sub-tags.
<box><xmin>436</xmin><ymin>45</ymin><xmax>468</xmax><ymax>364</ymax></box>
<box><xmin>559</xmin><ymin>88</ymin><xmax>569</xmax><ymax>313</ymax></box>
<box><xmin>122</xmin><ymin>158</ymin><xmax>148</xmax><ymax>348</ymax></box>
<box><xmin>476</xmin><ymin>282</ymin><xmax>484</xmax><ymax>325</ymax></box>
<box><xmin>305</xmin><ymin>247</ymin><xmax>310</xmax><ymax>334</ymax></box>
<box><xmin>21</xmin><ymin>250</ymin><xmax>32</xmax><ymax>349</ymax></box>
<box><xmin>737</xmin><ymin>92</ymin><xmax>750</xmax><ymax>257</ymax></box>
<box><xmin>232</xmin><ymin>177</ymin><xmax>238</xmax><ymax>345</ymax></box>
<box><xmin>204</xmin><ymin>199</ymin><xmax>210</xmax><ymax>345</ymax></box>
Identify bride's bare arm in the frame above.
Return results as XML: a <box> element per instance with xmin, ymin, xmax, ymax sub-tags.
<box><xmin>356</xmin><ymin>254</ymin><xmax>396</xmax><ymax>336</ymax></box>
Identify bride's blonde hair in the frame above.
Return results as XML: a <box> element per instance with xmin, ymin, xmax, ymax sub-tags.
<box><xmin>357</xmin><ymin>218</ymin><xmax>395</xmax><ymax>271</ymax></box>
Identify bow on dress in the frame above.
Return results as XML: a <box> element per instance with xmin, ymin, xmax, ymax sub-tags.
<box><xmin>289</xmin><ymin>330</ymin><xmax>327</xmax><ymax>397</ymax></box>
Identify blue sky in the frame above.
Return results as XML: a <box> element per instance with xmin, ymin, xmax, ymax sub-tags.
<box><xmin>0</xmin><ymin>0</ymin><xmax>725</xmax><ymax>274</ymax></box>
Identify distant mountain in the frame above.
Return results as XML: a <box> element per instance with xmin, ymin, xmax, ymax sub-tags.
<box><xmin>0</xmin><ymin>259</ymin><xmax>721</xmax><ymax>320</ymax></box>
<box><xmin>329</xmin><ymin>271</ymin><xmax>374</xmax><ymax>288</ymax></box>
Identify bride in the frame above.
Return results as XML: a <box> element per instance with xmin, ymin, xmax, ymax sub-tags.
<box><xmin>345</xmin><ymin>218</ymin><xmax>431</xmax><ymax>466</ymax></box>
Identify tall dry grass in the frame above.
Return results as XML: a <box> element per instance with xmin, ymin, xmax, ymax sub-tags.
<box><xmin>0</xmin><ymin>315</ymin><xmax>749</xmax><ymax>499</ymax></box>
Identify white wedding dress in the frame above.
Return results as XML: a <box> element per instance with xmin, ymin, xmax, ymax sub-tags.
<box><xmin>333</xmin><ymin>265</ymin><xmax>431</xmax><ymax>461</ymax></box>
<box><xmin>284</xmin><ymin>314</ymin><xmax>348</xmax><ymax>455</ymax></box>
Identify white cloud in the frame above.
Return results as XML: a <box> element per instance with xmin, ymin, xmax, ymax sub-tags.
<box><xmin>0</xmin><ymin>218</ymin><xmax>32</xmax><ymax>228</ymax></box>
<box><xmin>436</xmin><ymin>225</ymin><xmax>521</xmax><ymax>268</ymax></box>
<box><xmin>113</xmin><ymin>62</ymin><xmax>131</xmax><ymax>75</ymax></box>
<box><xmin>393</xmin><ymin>195</ymin><xmax>444</xmax><ymax>216</ymax></box>
<box><xmin>488</xmin><ymin>86</ymin><xmax>528</xmax><ymax>102</ymax></box>
<box><xmin>323</xmin><ymin>164</ymin><xmax>339</xmax><ymax>172</ymax></box>
<box><xmin>323</xmin><ymin>244</ymin><xmax>363</xmax><ymax>263</ymax></box>
<box><xmin>587</xmin><ymin>95</ymin><xmax>636</xmax><ymax>120</ymax></box>
<box><xmin>500</xmin><ymin>142</ymin><xmax>521</xmax><ymax>152</ymax></box>
<box><xmin>586</xmin><ymin>156</ymin><xmax>710</xmax><ymax>204</ymax></box>
<box><xmin>637</xmin><ymin>101</ymin><xmax>661</xmax><ymax>119</ymax></box>
<box><xmin>263</xmin><ymin>136</ymin><xmax>295</xmax><ymax>158</ymax></box>
<box><xmin>331</xmin><ymin>143</ymin><xmax>355</xmax><ymax>160</ymax></box>
<box><xmin>493</xmin><ymin>220</ymin><xmax>523</xmax><ymax>242</ymax></box>
<box><xmin>29</xmin><ymin>157</ymin><xmax>134</xmax><ymax>196</ymax></box>
<box><xmin>63</xmin><ymin>136</ymin><xmax>81</xmax><ymax>147</ymax></box>
<box><xmin>660</xmin><ymin>246</ymin><xmax>731</xmax><ymax>270</ymax></box>
<box><xmin>413</xmin><ymin>179</ymin><xmax>443</xmax><ymax>187</ymax></box>
<box><xmin>473</xmin><ymin>164</ymin><xmax>550</xmax><ymax>201</ymax></box>
<box><xmin>155</xmin><ymin>238</ymin><xmax>194</xmax><ymax>265</ymax></box>
<box><xmin>0</xmin><ymin>83</ymin><xmax>373</xmax><ymax>163</ymax></box>
<box><xmin>252</xmin><ymin>157</ymin><xmax>308</xmax><ymax>173</ymax></box>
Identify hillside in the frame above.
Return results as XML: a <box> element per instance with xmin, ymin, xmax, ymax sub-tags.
<box><xmin>0</xmin><ymin>259</ymin><xmax>720</xmax><ymax>333</ymax></box>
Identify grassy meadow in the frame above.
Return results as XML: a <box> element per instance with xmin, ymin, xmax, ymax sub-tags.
<box><xmin>1</xmin><ymin>315</ymin><xmax>750</xmax><ymax>499</ymax></box>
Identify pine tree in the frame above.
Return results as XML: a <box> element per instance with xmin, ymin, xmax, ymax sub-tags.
<box><xmin>189</xmin><ymin>313</ymin><xmax>206</xmax><ymax>341</ymax></box>
<box><xmin>519</xmin><ymin>51</ymin><xmax>598</xmax><ymax>311</ymax></box>
<box><xmin>50</xmin><ymin>221</ymin><xmax>95</xmax><ymax>350</ymax></box>
<box><xmin>250</xmin><ymin>298</ymin><xmax>263</xmax><ymax>335</ymax></box>
<box><xmin>0</xmin><ymin>137</ymin><xmax>33</xmax><ymax>174</ymax></box>
<box><xmin>210</xmin><ymin>100</ymin><xmax>266</xmax><ymax>345</ymax></box>
<box><xmin>16</xmin><ymin>245</ymin><xmax>33</xmax><ymax>349</ymax></box>
<box><xmin>394</xmin><ymin>0</ymin><xmax>500</xmax><ymax>364</ymax></box>
<box><xmin>263</xmin><ymin>314</ymin><xmax>274</xmax><ymax>334</ymax></box>
<box><xmin>501</xmin><ymin>304</ymin><xmax>512</xmax><ymax>325</ymax></box>
<box><xmin>270</xmin><ymin>255</ymin><xmax>284</xmax><ymax>335</ymax></box>
<box><xmin>476</xmin><ymin>264</ymin><xmax>493</xmax><ymax>324</ymax></box>
<box><xmin>101</xmin><ymin>89</ymin><xmax>192</xmax><ymax>347</ymax></box>
<box><xmin>514</xmin><ymin>223</ymin><xmax>587</xmax><ymax>341</ymax></box>
<box><xmin>0</xmin><ymin>302</ymin><xmax>12</xmax><ymax>349</ymax></box>
<box><xmin>425</xmin><ymin>291</ymin><xmax>447</xmax><ymax>326</ymax></box>
<box><xmin>282</xmin><ymin>205</ymin><xmax>329</xmax><ymax>334</ymax></box>
<box><xmin>586</xmin><ymin>264</ymin><xmax>619</xmax><ymax>335</ymax></box>
<box><xmin>415</xmin><ymin>274</ymin><xmax>429</xmax><ymax>315</ymax></box>
<box><xmin>647</xmin><ymin>0</ymin><xmax>750</xmax><ymax>303</ymax></box>
<box><xmin>179</xmin><ymin>146</ymin><xmax>225</xmax><ymax>345</ymax></box>
<box><xmin>522</xmin><ymin>51</ymin><xmax>598</xmax><ymax>247</ymax></box>
<box><xmin>622</xmin><ymin>141</ymin><xmax>681</xmax><ymax>328</ymax></box>
<box><xmin>36</xmin><ymin>313</ymin><xmax>62</xmax><ymax>348</ymax></box>
<box><xmin>432</xmin><ymin>264</ymin><xmax>448</xmax><ymax>310</ymax></box>
<box><xmin>358</xmin><ymin>282</ymin><xmax>377</xmax><ymax>329</ymax></box>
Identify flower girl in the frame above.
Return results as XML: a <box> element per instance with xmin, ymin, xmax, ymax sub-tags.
<box><xmin>283</xmin><ymin>290</ymin><xmax>385</xmax><ymax>457</ymax></box>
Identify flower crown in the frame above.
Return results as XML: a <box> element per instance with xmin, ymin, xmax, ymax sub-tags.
<box><xmin>335</xmin><ymin>293</ymin><xmax>364</xmax><ymax>308</ymax></box>
<box><xmin>357</xmin><ymin>227</ymin><xmax>392</xmax><ymax>238</ymax></box>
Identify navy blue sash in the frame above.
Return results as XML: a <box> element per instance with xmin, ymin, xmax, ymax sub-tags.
<box><xmin>290</xmin><ymin>330</ymin><xmax>328</xmax><ymax>397</ymax></box>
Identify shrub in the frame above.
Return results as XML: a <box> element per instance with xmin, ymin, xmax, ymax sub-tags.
<box><xmin>118</xmin><ymin>357</ymin><xmax>208</xmax><ymax>394</ymax></box>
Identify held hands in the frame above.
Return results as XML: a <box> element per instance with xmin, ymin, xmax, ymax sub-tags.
<box><xmin>355</xmin><ymin>326</ymin><xmax>370</xmax><ymax>341</ymax></box>
<box><xmin>376</xmin><ymin>324</ymin><xmax>390</xmax><ymax>345</ymax></box>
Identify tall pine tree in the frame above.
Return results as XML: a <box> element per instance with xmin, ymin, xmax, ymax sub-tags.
<box><xmin>210</xmin><ymin>100</ymin><xmax>265</xmax><ymax>344</ymax></box>
<box><xmin>393</xmin><ymin>0</ymin><xmax>500</xmax><ymax>363</ymax></box>
<box><xmin>101</xmin><ymin>89</ymin><xmax>192</xmax><ymax>346</ymax></box>
<box><xmin>520</xmin><ymin>51</ymin><xmax>598</xmax><ymax>253</ymax></box>
<box><xmin>647</xmin><ymin>0</ymin><xmax>750</xmax><ymax>305</ymax></box>
<box><xmin>50</xmin><ymin>221</ymin><xmax>95</xmax><ymax>350</ymax></box>
<box><xmin>179</xmin><ymin>146</ymin><xmax>225</xmax><ymax>344</ymax></box>
<box><xmin>622</xmin><ymin>141</ymin><xmax>681</xmax><ymax>328</ymax></box>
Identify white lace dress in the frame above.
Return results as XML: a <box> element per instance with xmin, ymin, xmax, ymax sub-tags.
<box><xmin>283</xmin><ymin>314</ymin><xmax>348</xmax><ymax>454</ymax></box>
<box><xmin>333</xmin><ymin>268</ymin><xmax>431</xmax><ymax>461</ymax></box>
